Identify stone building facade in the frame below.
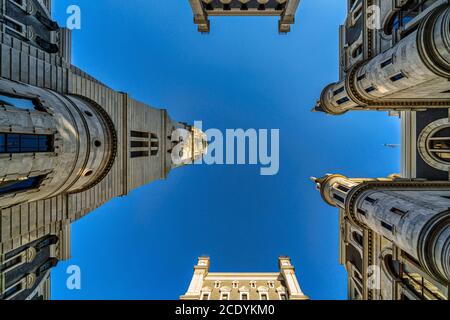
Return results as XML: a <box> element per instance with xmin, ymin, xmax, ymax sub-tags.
<box><xmin>313</xmin><ymin>0</ymin><xmax>450</xmax><ymax>300</ymax></box>
<box><xmin>180</xmin><ymin>257</ymin><xmax>309</xmax><ymax>300</ymax></box>
<box><xmin>188</xmin><ymin>0</ymin><xmax>301</xmax><ymax>33</ymax></box>
<box><xmin>0</xmin><ymin>0</ymin><xmax>207</xmax><ymax>300</ymax></box>
<box><xmin>314</xmin><ymin>0</ymin><xmax>450</xmax><ymax>115</ymax></box>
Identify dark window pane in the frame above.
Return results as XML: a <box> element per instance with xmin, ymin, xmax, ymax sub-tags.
<box><xmin>381</xmin><ymin>221</ymin><xmax>393</xmax><ymax>232</ymax></box>
<box><xmin>0</xmin><ymin>256</ymin><xmax>22</xmax><ymax>272</ymax></box>
<box><xmin>0</xmin><ymin>94</ymin><xmax>36</xmax><ymax>110</ymax></box>
<box><xmin>4</xmin><ymin>283</ymin><xmax>21</xmax><ymax>299</ymax></box>
<box><xmin>131</xmin><ymin>151</ymin><xmax>149</xmax><ymax>158</ymax></box>
<box><xmin>38</xmin><ymin>135</ymin><xmax>52</xmax><ymax>152</ymax></box>
<box><xmin>130</xmin><ymin>141</ymin><xmax>149</xmax><ymax>148</ymax></box>
<box><xmin>36</xmin><ymin>235</ymin><xmax>58</xmax><ymax>250</ymax></box>
<box><xmin>6</xmin><ymin>134</ymin><xmax>20</xmax><ymax>152</ymax></box>
<box><xmin>0</xmin><ymin>134</ymin><xmax>53</xmax><ymax>153</ymax></box>
<box><xmin>20</xmin><ymin>135</ymin><xmax>39</xmax><ymax>152</ymax></box>
<box><xmin>130</xmin><ymin>131</ymin><xmax>149</xmax><ymax>138</ymax></box>
<box><xmin>0</xmin><ymin>134</ymin><xmax>5</xmax><ymax>152</ymax></box>
<box><xmin>0</xmin><ymin>175</ymin><xmax>44</xmax><ymax>195</ymax></box>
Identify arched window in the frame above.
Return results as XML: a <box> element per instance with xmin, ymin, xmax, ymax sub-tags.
<box><xmin>352</xmin><ymin>44</ymin><xmax>363</xmax><ymax>58</ymax></box>
<box><xmin>384</xmin><ymin>6</ymin><xmax>419</xmax><ymax>37</ymax></box>
<box><xmin>383</xmin><ymin>254</ymin><xmax>401</xmax><ymax>279</ymax></box>
<box><xmin>383</xmin><ymin>254</ymin><xmax>446</xmax><ymax>300</ymax></box>
<box><xmin>352</xmin><ymin>231</ymin><xmax>364</xmax><ymax>247</ymax></box>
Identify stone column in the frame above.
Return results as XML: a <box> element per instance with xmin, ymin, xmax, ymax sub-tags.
<box><xmin>0</xmin><ymin>78</ymin><xmax>116</xmax><ymax>208</ymax></box>
<box><xmin>317</xmin><ymin>4</ymin><xmax>450</xmax><ymax>115</ymax></box>
<box><xmin>313</xmin><ymin>174</ymin><xmax>450</xmax><ymax>283</ymax></box>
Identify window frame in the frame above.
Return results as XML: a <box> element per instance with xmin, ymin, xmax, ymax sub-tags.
<box><xmin>259</xmin><ymin>292</ymin><xmax>269</xmax><ymax>301</ymax></box>
<box><xmin>200</xmin><ymin>292</ymin><xmax>211</xmax><ymax>300</ymax></box>
<box><xmin>0</xmin><ymin>133</ymin><xmax>54</xmax><ymax>154</ymax></box>
<box><xmin>220</xmin><ymin>292</ymin><xmax>230</xmax><ymax>300</ymax></box>
<box><xmin>0</xmin><ymin>175</ymin><xmax>46</xmax><ymax>196</ymax></box>
<box><xmin>240</xmin><ymin>292</ymin><xmax>249</xmax><ymax>301</ymax></box>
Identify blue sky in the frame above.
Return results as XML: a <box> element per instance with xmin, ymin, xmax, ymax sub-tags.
<box><xmin>50</xmin><ymin>0</ymin><xmax>400</xmax><ymax>300</ymax></box>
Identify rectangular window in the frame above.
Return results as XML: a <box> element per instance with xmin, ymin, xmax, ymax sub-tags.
<box><xmin>130</xmin><ymin>141</ymin><xmax>149</xmax><ymax>148</ymax></box>
<box><xmin>357</xmin><ymin>73</ymin><xmax>366</xmax><ymax>81</ymax></box>
<box><xmin>201</xmin><ymin>293</ymin><xmax>210</xmax><ymax>300</ymax></box>
<box><xmin>333</xmin><ymin>193</ymin><xmax>345</xmax><ymax>203</ymax></box>
<box><xmin>333</xmin><ymin>87</ymin><xmax>345</xmax><ymax>96</ymax></box>
<box><xmin>365</xmin><ymin>197</ymin><xmax>376</xmax><ymax>204</ymax></box>
<box><xmin>36</xmin><ymin>235</ymin><xmax>58</xmax><ymax>251</ymax></box>
<box><xmin>390</xmin><ymin>207</ymin><xmax>408</xmax><ymax>216</ymax></box>
<box><xmin>241</xmin><ymin>293</ymin><xmax>249</xmax><ymax>300</ymax></box>
<box><xmin>221</xmin><ymin>293</ymin><xmax>230</xmax><ymax>300</ymax></box>
<box><xmin>365</xmin><ymin>86</ymin><xmax>376</xmax><ymax>93</ymax></box>
<box><xmin>150</xmin><ymin>133</ymin><xmax>159</xmax><ymax>156</ymax></box>
<box><xmin>279</xmin><ymin>294</ymin><xmax>287</xmax><ymax>300</ymax></box>
<box><xmin>0</xmin><ymin>134</ymin><xmax>5</xmax><ymax>153</ymax></box>
<box><xmin>336</xmin><ymin>97</ymin><xmax>350</xmax><ymax>105</ymax></box>
<box><xmin>9</xmin><ymin>0</ymin><xmax>27</xmax><ymax>11</ymax></box>
<box><xmin>0</xmin><ymin>256</ymin><xmax>22</xmax><ymax>272</ymax></box>
<box><xmin>0</xmin><ymin>94</ymin><xmax>37</xmax><ymax>110</ymax></box>
<box><xmin>130</xmin><ymin>151</ymin><xmax>149</xmax><ymax>158</ymax></box>
<box><xmin>0</xmin><ymin>175</ymin><xmax>45</xmax><ymax>196</ymax></box>
<box><xmin>0</xmin><ymin>133</ymin><xmax>53</xmax><ymax>154</ymax></box>
<box><xmin>390</xmin><ymin>72</ymin><xmax>406</xmax><ymax>82</ymax></box>
<box><xmin>130</xmin><ymin>131</ymin><xmax>149</xmax><ymax>138</ymax></box>
<box><xmin>357</xmin><ymin>208</ymin><xmax>366</xmax><ymax>216</ymax></box>
<box><xmin>381</xmin><ymin>221</ymin><xmax>393</xmax><ymax>232</ymax></box>
<box><xmin>4</xmin><ymin>282</ymin><xmax>22</xmax><ymax>299</ymax></box>
<box><xmin>4</xmin><ymin>17</ymin><xmax>25</xmax><ymax>36</ymax></box>
<box><xmin>260</xmin><ymin>293</ymin><xmax>268</xmax><ymax>300</ymax></box>
<box><xmin>337</xmin><ymin>185</ymin><xmax>350</xmax><ymax>193</ymax></box>
<box><xmin>381</xmin><ymin>58</ymin><xmax>393</xmax><ymax>68</ymax></box>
